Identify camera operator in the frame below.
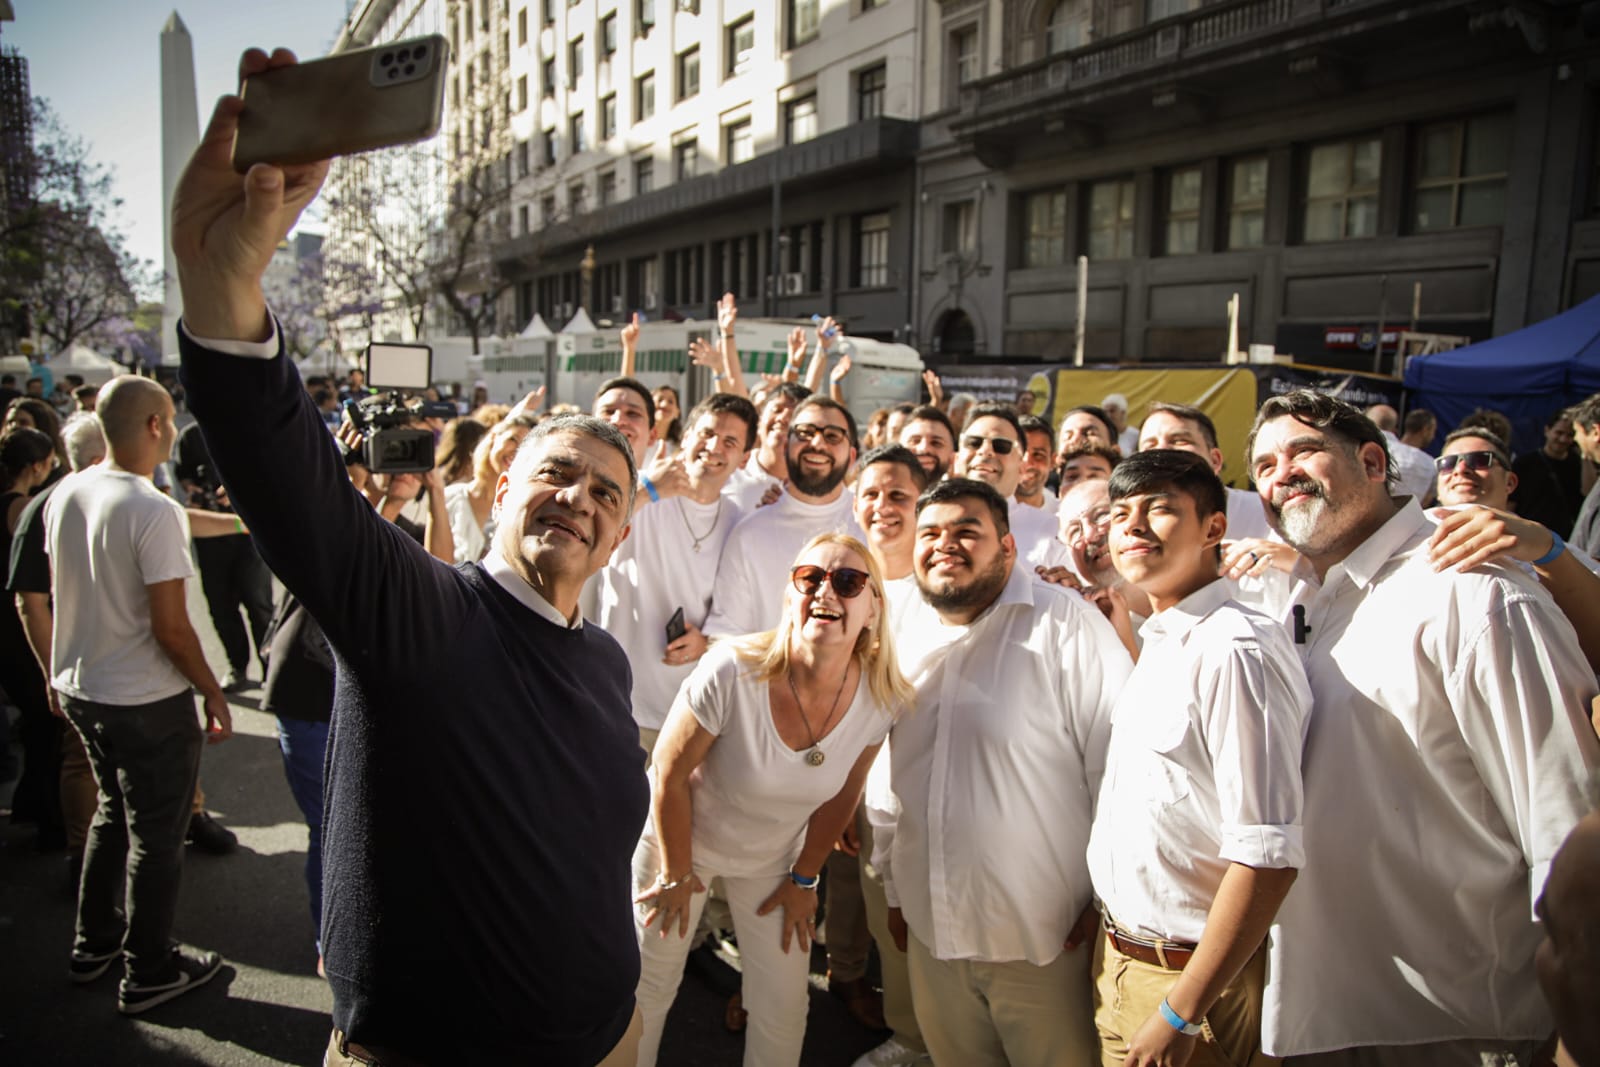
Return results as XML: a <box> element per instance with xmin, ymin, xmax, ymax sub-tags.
<box><xmin>171</xmin><ymin>50</ymin><xmax>647</xmax><ymax>1066</ymax></box>
<box><xmin>174</xmin><ymin>421</ymin><xmax>272</xmax><ymax>693</ymax></box>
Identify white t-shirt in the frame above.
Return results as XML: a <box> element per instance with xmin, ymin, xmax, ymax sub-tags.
<box><xmin>1009</xmin><ymin>496</ymin><xmax>1069</xmax><ymax>569</ymax></box>
<box><xmin>44</xmin><ymin>466</ymin><xmax>195</xmax><ymax>705</ymax></box>
<box><xmin>703</xmin><ymin>490</ymin><xmax>861</xmax><ymax>637</ymax></box>
<box><xmin>722</xmin><ymin>457</ymin><xmax>783</xmax><ymax>514</ymax></box>
<box><xmin>444</xmin><ymin>482</ymin><xmax>487</xmax><ymax>564</ymax></box>
<box><xmin>592</xmin><ymin>492</ymin><xmax>743</xmax><ymax>729</ymax></box>
<box><xmin>645</xmin><ymin>642</ymin><xmax>893</xmax><ymax>878</ymax></box>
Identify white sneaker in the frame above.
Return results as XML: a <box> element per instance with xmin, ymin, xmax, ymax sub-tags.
<box><xmin>851</xmin><ymin>1036</ymin><xmax>930</xmax><ymax>1067</ymax></box>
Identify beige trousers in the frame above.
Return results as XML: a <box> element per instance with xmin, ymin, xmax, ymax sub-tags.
<box><xmin>859</xmin><ymin>812</ymin><xmax>925</xmax><ymax>1052</ymax></box>
<box><xmin>908</xmin><ymin>933</ymin><xmax>1097</xmax><ymax>1067</ymax></box>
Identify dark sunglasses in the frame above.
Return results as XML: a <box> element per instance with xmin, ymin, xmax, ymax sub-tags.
<box><xmin>961</xmin><ymin>434</ymin><xmax>1016</xmax><ymax>455</ymax></box>
<box><xmin>791</xmin><ymin>565</ymin><xmax>870</xmax><ymax>600</ymax></box>
<box><xmin>1435</xmin><ymin>450</ymin><xmax>1500</xmax><ymax>474</ymax></box>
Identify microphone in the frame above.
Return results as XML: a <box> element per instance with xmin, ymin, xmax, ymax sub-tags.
<box><xmin>1293</xmin><ymin>604</ymin><xmax>1312</xmax><ymax>645</ymax></box>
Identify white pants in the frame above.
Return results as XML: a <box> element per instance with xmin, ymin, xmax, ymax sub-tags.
<box><xmin>631</xmin><ymin>836</ymin><xmax>811</xmax><ymax>1067</ymax></box>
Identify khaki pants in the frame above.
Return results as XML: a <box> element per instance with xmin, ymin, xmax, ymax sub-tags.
<box><xmin>823</xmin><ymin>845</ymin><xmax>871</xmax><ymax>981</ymax></box>
<box><xmin>908</xmin><ymin>933</ymin><xmax>1097</xmax><ymax>1067</ymax></box>
<box><xmin>1093</xmin><ymin>934</ymin><xmax>1274</xmax><ymax>1067</ymax></box>
<box><xmin>859</xmin><ymin>813</ymin><xmax>924</xmax><ymax>1052</ymax></box>
<box><xmin>323</xmin><ymin>1008</ymin><xmax>642</xmax><ymax>1067</ymax></box>
<box><xmin>638</xmin><ymin>726</ymin><xmax>660</xmax><ymax>767</ymax></box>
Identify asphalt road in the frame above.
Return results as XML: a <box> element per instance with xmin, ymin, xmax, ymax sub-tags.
<box><xmin>0</xmin><ymin>575</ymin><xmax>888</xmax><ymax>1066</ymax></box>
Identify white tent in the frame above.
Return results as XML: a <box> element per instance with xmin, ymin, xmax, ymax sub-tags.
<box><xmin>57</xmin><ymin>343</ymin><xmax>126</xmax><ymax>386</ymax></box>
<box><xmin>561</xmin><ymin>308</ymin><xmax>597</xmax><ymax>335</ymax></box>
<box><xmin>519</xmin><ymin>313</ymin><xmax>554</xmax><ymax>339</ymax></box>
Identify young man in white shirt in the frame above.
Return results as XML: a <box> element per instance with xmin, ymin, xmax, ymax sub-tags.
<box><xmin>898</xmin><ymin>405</ymin><xmax>957</xmax><ymax>484</ymax></box>
<box><xmin>1087</xmin><ymin>448</ymin><xmax>1311</xmax><ymax>1067</ymax></box>
<box><xmin>1246</xmin><ymin>389</ymin><xmax>1600</xmax><ymax>1065</ymax></box>
<box><xmin>46</xmin><ymin>375</ymin><xmax>233</xmax><ymax>1015</ymax></box>
<box><xmin>723</xmin><ymin>384</ymin><xmax>807</xmax><ymax>513</ymax></box>
<box><xmin>1139</xmin><ymin>402</ymin><xmax>1272</xmax><ymax>543</ymax></box>
<box><xmin>951</xmin><ymin>403</ymin><xmax>1063</xmax><ymax>568</ymax></box>
<box><xmin>1365</xmin><ymin>403</ymin><xmax>1436</xmax><ymax>505</ymax></box>
<box><xmin>1014</xmin><ymin>415</ymin><xmax>1056</xmax><ymax>512</ymax></box>
<box><xmin>881</xmin><ymin>478</ymin><xmax>1133</xmax><ymax>1067</ymax></box>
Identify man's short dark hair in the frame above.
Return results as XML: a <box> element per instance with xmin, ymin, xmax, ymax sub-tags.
<box><xmin>1442</xmin><ymin>427</ymin><xmax>1512</xmax><ymax>469</ymax></box>
<box><xmin>856</xmin><ymin>443</ymin><xmax>930</xmax><ymax>491</ymax></box>
<box><xmin>961</xmin><ymin>402</ymin><xmax>1023</xmax><ymax>443</ymax></box>
<box><xmin>769</xmin><ymin>382</ymin><xmax>812</xmax><ymax>409</ymax></box>
<box><xmin>595</xmin><ymin>376</ymin><xmax>656</xmax><ymax>429</ymax></box>
<box><xmin>916</xmin><ymin>476</ymin><xmax>1011</xmax><ymax>538</ymax></box>
<box><xmin>890</xmin><ymin>401</ymin><xmax>916</xmax><ymax>417</ymax></box>
<box><xmin>63</xmin><ymin>374</ymin><xmax>84</xmax><ymax>388</ymax></box>
<box><xmin>73</xmin><ymin>384</ymin><xmax>97</xmax><ymax>402</ymax></box>
<box><xmin>1545</xmin><ymin>408</ymin><xmax>1574</xmax><ymax>430</ymax></box>
<box><xmin>1063</xmin><ymin>405</ymin><xmax>1119</xmax><ymax>446</ymax></box>
<box><xmin>1145</xmin><ymin>401</ymin><xmax>1219</xmax><ymax>450</ymax></box>
<box><xmin>1568</xmin><ymin>394</ymin><xmax>1600</xmax><ymax>432</ymax></box>
<box><xmin>1108</xmin><ymin>448</ymin><xmax>1227</xmax><ymax>521</ymax></box>
<box><xmin>1017</xmin><ymin>414</ymin><xmax>1054</xmax><ymax>450</ymax></box>
<box><xmin>792</xmin><ymin>395</ymin><xmax>859</xmax><ymax>450</ymax></box>
<box><xmin>1403</xmin><ymin>408</ymin><xmax>1437</xmax><ymax>436</ymax></box>
<box><xmin>1247</xmin><ymin>389</ymin><xmax>1395</xmax><ymax>487</ymax></box>
<box><xmin>519</xmin><ymin>412</ymin><xmax>639</xmax><ymax>512</ymax></box>
<box><xmin>1061</xmin><ymin>442</ymin><xmax>1122</xmax><ymax>470</ymax></box>
<box><xmin>903</xmin><ymin>404</ymin><xmax>954</xmax><ymax>438</ymax></box>
<box><xmin>684</xmin><ymin>392</ymin><xmax>760</xmax><ymax>451</ymax></box>
<box><xmin>0</xmin><ymin>374</ymin><xmax>13</xmax><ymax>386</ymax></box>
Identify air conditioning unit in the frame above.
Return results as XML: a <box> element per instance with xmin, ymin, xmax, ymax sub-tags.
<box><xmin>643</xmin><ymin>290</ymin><xmax>659</xmax><ymax>310</ymax></box>
<box><xmin>676</xmin><ymin>0</ymin><xmax>700</xmax><ymax>11</ymax></box>
<box><xmin>610</xmin><ymin>295</ymin><xmax>625</xmax><ymax>313</ymax></box>
<box><xmin>780</xmin><ymin>272</ymin><xmax>805</xmax><ymax>296</ymax></box>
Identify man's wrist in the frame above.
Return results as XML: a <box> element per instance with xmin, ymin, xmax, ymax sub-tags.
<box><xmin>177</xmin><ymin>275</ymin><xmax>273</xmax><ymax>343</ymax></box>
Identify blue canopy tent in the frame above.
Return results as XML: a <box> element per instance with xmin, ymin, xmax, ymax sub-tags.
<box><xmin>1404</xmin><ymin>294</ymin><xmax>1600</xmax><ymax>455</ymax></box>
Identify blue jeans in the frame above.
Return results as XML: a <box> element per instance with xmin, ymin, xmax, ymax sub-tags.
<box><xmin>275</xmin><ymin>716</ymin><xmax>328</xmax><ymax>953</ymax></box>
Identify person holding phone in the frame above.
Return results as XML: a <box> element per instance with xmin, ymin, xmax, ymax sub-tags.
<box><xmin>633</xmin><ymin>534</ymin><xmax>912</xmax><ymax>1067</ymax></box>
<box><xmin>171</xmin><ymin>49</ymin><xmax>648</xmax><ymax>1067</ymax></box>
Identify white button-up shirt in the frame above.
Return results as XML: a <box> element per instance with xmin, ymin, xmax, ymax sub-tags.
<box><xmin>1384</xmin><ymin>430</ymin><xmax>1437</xmax><ymax>503</ymax></box>
<box><xmin>1261</xmin><ymin>500</ymin><xmax>1600</xmax><ymax>1056</ymax></box>
<box><xmin>1086</xmin><ymin>580</ymin><xmax>1311</xmax><ymax>945</ymax></box>
<box><xmin>881</xmin><ymin>562</ymin><xmax>1133</xmax><ymax>965</ymax></box>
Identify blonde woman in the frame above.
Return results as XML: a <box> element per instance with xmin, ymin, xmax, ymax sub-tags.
<box><xmin>632</xmin><ymin>533</ymin><xmax>913</xmax><ymax>1067</ymax></box>
<box><xmin>442</xmin><ymin>414</ymin><xmax>535</xmax><ymax>564</ymax></box>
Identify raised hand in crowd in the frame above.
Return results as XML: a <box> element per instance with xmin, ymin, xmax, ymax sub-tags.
<box><xmin>620</xmin><ymin>313</ymin><xmax>642</xmax><ymax>378</ymax></box>
<box><xmin>784</xmin><ymin>327</ymin><xmax>807</xmax><ymax>383</ymax></box>
<box><xmin>506</xmin><ymin>385</ymin><xmax>547</xmax><ymax>421</ymax></box>
<box><xmin>922</xmin><ymin>368</ymin><xmax>944</xmax><ymax>410</ymax></box>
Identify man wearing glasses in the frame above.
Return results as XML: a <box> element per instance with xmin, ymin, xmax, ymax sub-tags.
<box><xmin>951</xmin><ymin>403</ymin><xmax>1066</xmax><ymax>568</ymax></box>
<box><xmin>705</xmin><ymin>396</ymin><xmax>861</xmax><ymax>636</ymax></box>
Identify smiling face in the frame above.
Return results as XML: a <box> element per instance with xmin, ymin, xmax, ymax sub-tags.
<box><xmin>1138</xmin><ymin>410</ymin><xmax>1224</xmax><ymax>474</ymax></box>
<box><xmin>1108</xmin><ymin>485</ymin><xmax>1226</xmax><ymax>608</ymax></box>
<box><xmin>682</xmin><ymin>409</ymin><xmax>751</xmax><ymax>491</ymax></box>
<box><xmin>760</xmin><ymin>394</ymin><xmax>799</xmax><ymax>459</ymax></box>
<box><xmin>1018</xmin><ymin>428</ymin><xmax>1054</xmax><ymax>499</ymax></box>
<box><xmin>785</xmin><ymin>403</ymin><xmax>856</xmax><ymax>500</ymax></box>
<box><xmin>853</xmin><ymin>460</ymin><xmax>922</xmax><ymax>569</ymax></box>
<box><xmin>653</xmin><ymin>387</ymin><xmax>680</xmax><ymax>429</ymax></box>
<box><xmin>1060</xmin><ymin>451</ymin><xmax>1114</xmax><ymax>491</ymax></box>
<box><xmin>1544</xmin><ymin>417</ymin><xmax>1576</xmax><ymax>460</ymax></box>
<box><xmin>1434</xmin><ymin>434</ymin><xmax>1516</xmax><ymax>509</ymax></box>
<box><xmin>1250</xmin><ymin>415</ymin><xmax>1387</xmax><ymax>560</ymax></box>
<box><xmin>493</xmin><ymin>428</ymin><xmax>633</xmax><ymax>607</ymax></box>
<box><xmin>489</xmin><ymin>422</ymin><xmax>531</xmax><ymax>475</ymax></box>
<box><xmin>914</xmin><ymin>496</ymin><xmax>1015</xmax><ymax>621</ymax></box>
<box><xmin>785</xmin><ymin>540</ymin><xmax>879</xmax><ymax>655</ymax></box>
<box><xmin>594</xmin><ymin>386</ymin><xmax>656</xmax><ymax>465</ymax></box>
<box><xmin>901</xmin><ymin>417</ymin><xmax>955</xmax><ymax>481</ymax></box>
<box><xmin>1059</xmin><ymin>478</ymin><xmax>1114</xmax><ymax>578</ymax></box>
<box><xmin>954</xmin><ymin>415</ymin><xmax>1022</xmax><ymax>498</ymax></box>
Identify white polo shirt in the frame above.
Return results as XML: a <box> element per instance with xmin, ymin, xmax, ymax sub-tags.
<box><xmin>1087</xmin><ymin>579</ymin><xmax>1311</xmax><ymax>944</ymax></box>
<box><xmin>702</xmin><ymin>489</ymin><xmax>859</xmax><ymax>638</ymax></box>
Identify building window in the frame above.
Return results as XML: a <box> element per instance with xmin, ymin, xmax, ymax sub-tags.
<box><xmin>516</xmin><ymin>74</ymin><xmax>528</xmax><ymax>111</ymax></box>
<box><xmin>569</xmin><ymin>112</ymin><xmax>587</xmax><ymax>154</ymax></box>
<box><xmin>542</xmin><ymin>57</ymin><xmax>556</xmax><ymax>97</ymax></box>
<box><xmin>599</xmin><ymin>170</ymin><xmax>617</xmax><ymax>205</ymax></box>
<box><xmin>1046</xmin><ymin>0</ymin><xmax>1087</xmax><ymax>53</ymax></box>
<box><xmin>1412</xmin><ymin>113</ymin><xmax>1510</xmax><ymax>232</ymax></box>
<box><xmin>541</xmin><ymin>193</ymin><xmax>557</xmax><ymax>222</ymax></box>
<box><xmin>1164</xmin><ymin>165</ymin><xmax>1202</xmax><ymax>255</ymax></box>
<box><xmin>517</xmin><ymin>139</ymin><xmax>531</xmax><ymax>177</ymax></box>
<box><xmin>542</xmin><ymin>126</ymin><xmax>558</xmax><ymax>165</ymax></box>
<box><xmin>601</xmin><ymin>13</ymin><xmax>618</xmax><ymax>54</ymax></box>
<box><xmin>542</xmin><ymin>0</ymin><xmax>555</xmax><ymax>24</ymax></box>
<box><xmin>568</xmin><ymin>36</ymin><xmax>584</xmax><ymax>86</ymax></box>
<box><xmin>1087</xmin><ymin>179</ymin><xmax>1135</xmax><ymax>259</ymax></box>
<box><xmin>1146</xmin><ymin>0</ymin><xmax>1198</xmax><ymax>20</ymax></box>
<box><xmin>785</xmin><ymin>94</ymin><xmax>818</xmax><ymax>145</ymax></box>
<box><xmin>519</xmin><ymin>203</ymin><xmax>530</xmax><ymax>234</ymax></box>
<box><xmin>635</xmin><ymin>156</ymin><xmax>655</xmax><ymax>194</ymax></box>
<box><xmin>516</xmin><ymin>7</ymin><xmax>527</xmax><ymax>45</ymax></box>
<box><xmin>857</xmin><ymin>64</ymin><xmax>886</xmax><ymax>120</ymax></box>
<box><xmin>677</xmin><ymin>47</ymin><xmax>701</xmax><ymax>102</ymax></box>
<box><xmin>569</xmin><ymin>179</ymin><xmax>587</xmax><ymax>215</ymax></box>
<box><xmin>675</xmin><ymin>139</ymin><xmax>699</xmax><ymax>181</ymax></box>
<box><xmin>636</xmin><ymin>71</ymin><xmax>656</xmax><ymax>120</ymax></box>
<box><xmin>726</xmin><ymin>119</ymin><xmax>754</xmax><ymax>164</ymax></box>
<box><xmin>1303</xmin><ymin>137</ymin><xmax>1381</xmax><ymax>241</ymax></box>
<box><xmin>1226</xmin><ymin>157</ymin><xmax>1267</xmax><ymax>249</ymax></box>
<box><xmin>637</xmin><ymin>0</ymin><xmax>655</xmax><ymax>36</ymax></box>
<box><xmin>727</xmin><ymin>15</ymin><xmax>755</xmax><ymax>76</ymax></box>
<box><xmin>453</xmin><ymin>15</ymin><xmax>462</xmax><ymax>51</ymax></box>
<box><xmin>853</xmin><ymin>211</ymin><xmax>891</xmax><ymax>287</ymax></box>
<box><xmin>601</xmin><ymin>94</ymin><xmax>617</xmax><ymax>139</ymax></box>
<box><xmin>942</xmin><ymin>200</ymin><xmax>976</xmax><ymax>255</ymax></box>
<box><xmin>1022</xmin><ymin>189</ymin><xmax>1067</xmax><ymax>267</ymax></box>
<box><xmin>949</xmin><ymin>25</ymin><xmax>979</xmax><ymax>94</ymax></box>
<box><xmin>789</xmin><ymin>0</ymin><xmax>820</xmax><ymax>48</ymax></box>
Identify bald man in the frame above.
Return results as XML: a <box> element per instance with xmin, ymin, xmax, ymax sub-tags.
<box><xmin>1537</xmin><ymin>805</ymin><xmax>1600</xmax><ymax>1067</ymax></box>
<box><xmin>1366</xmin><ymin>404</ymin><xmax>1436</xmax><ymax>505</ymax></box>
<box><xmin>45</xmin><ymin>375</ymin><xmax>232</xmax><ymax>1016</ymax></box>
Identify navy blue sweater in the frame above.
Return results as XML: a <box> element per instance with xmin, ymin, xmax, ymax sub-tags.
<box><xmin>181</xmin><ymin>331</ymin><xmax>649</xmax><ymax>1064</ymax></box>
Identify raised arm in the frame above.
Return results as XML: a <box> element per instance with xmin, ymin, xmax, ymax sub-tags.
<box><xmin>803</xmin><ymin>317</ymin><xmax>837</xmax><ymax>395</ymax></box>
<box><xmin>620</xmin><ymin>312</ymin><xmax>641</xmax><ymax>380</ymax></box>
<box><xmin>717</xmin><ymin>293</ymin><xmax>749</xmax><ymax>398</ymax></box>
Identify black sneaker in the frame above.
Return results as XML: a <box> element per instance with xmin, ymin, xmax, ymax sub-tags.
<box><xmin>69</xmin><ymin>947</ymin><xmax>120</xmax><ymax>984</ymax></box>
<box><xmin>186</xmin><ymin>811</ymin><xmax>237</xmax><ymax>854</ymax></box>
<box><xmin>117</xmin><ymin>945</ymin><xmax>222</xmax><ymax>1015</ymax></box>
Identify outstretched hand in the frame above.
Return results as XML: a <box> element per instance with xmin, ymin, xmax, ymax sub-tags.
<box><xmin>171</xmin><ymin>48</ymin><xmax>331</xmax><ymax>341</ymax></box>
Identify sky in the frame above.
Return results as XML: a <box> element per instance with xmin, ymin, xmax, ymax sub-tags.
<box><xmin>3</xmin><ymin>0</ymin><xmax>355</xmax><ymax>278</ymax></box>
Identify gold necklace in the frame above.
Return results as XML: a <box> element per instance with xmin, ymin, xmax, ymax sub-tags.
<box><xmin>787</xmin><ymin>665</ymin><xmax>851</xmax><ymax>767</ymax></box>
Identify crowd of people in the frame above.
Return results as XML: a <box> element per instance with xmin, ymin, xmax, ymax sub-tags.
<box><xmin>4</xmin><ymin>49</ymin><xmax>1600</xmax><ymax>1067</ymax></box>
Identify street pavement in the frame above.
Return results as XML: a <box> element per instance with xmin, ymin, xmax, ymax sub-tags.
<box><xmin>0</xmin><ymin>574</ymin><xmax>889</xmax><ymax>1066</ymax></box>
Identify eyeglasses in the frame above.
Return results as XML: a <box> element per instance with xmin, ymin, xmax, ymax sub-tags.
<box><xmin>961</xmin><ymin>434</ymin><xmax>1017</xmax><ymax>456</ymax></box>
<box><xmin>790</xmin><ymin>423</ymin><xmax>851</xmax><ymax>448</ymax></box>
<box><xmin>791</xmin><ymin>565</ymin><xmax>870</xmax><ymax>600</ymax></box>
<box><xmin>1435</xmin><ymin>450</ymin><xmax>1501</xmax><ymax>474</ymax></box>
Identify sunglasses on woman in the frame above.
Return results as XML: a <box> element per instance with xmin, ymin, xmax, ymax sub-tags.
<box><xmin>791</xmin><ymin>565</ymin><xmax>870</xmax><ymax>599</ymax></box>
<box><xmin>1434</xmin><ymin>450</ymin><xmax>1501</xmax><ymax>474</ymax></box>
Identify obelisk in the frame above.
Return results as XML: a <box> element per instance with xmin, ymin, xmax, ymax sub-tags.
<box><xmin>160</xmin><ymin>11</ymin><xmax>198</xmax><ymax>360</ymax></box>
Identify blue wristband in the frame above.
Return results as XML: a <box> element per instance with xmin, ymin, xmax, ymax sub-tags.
<box><xmin>1158</xmin><ymin>998</ymin><xmax>1203</xmax><ymax>1036</ymax></box>
<box><xmin>788</xmin><ymin>868</ymin><xmax>820</xmax><ymax>891</ymax></box>
<box><xmin>1532</xmin><ymin>529</ymin><xmax>1565</xmax><ymax>568</ymax></box>
<box><xmin>641</xmin><ymin>475</ymin><xmax>660</xmax><ymax>504</ymax></box>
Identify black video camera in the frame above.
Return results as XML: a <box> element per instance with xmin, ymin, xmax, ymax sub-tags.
<box><xmin>343</xmin><ymin>343</ymin><xmax>454</xmax><ymax>474</ymax></box>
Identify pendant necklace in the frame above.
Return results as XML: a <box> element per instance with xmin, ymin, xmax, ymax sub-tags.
<box><xmin>677</xmin><ymin>497</ymin><xmax>723</xmax><ymax>553</ymax></box>
<box><xmin>787</xmin><ymin>665</ymin><xmax>851</xmax><ymax>767</ymax></box>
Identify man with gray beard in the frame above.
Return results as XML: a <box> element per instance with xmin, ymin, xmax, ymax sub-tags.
<box><xmin>1245</xmin><ymin>390</ymin><xmax>1599</xmax><ymax>1066</ymax></box>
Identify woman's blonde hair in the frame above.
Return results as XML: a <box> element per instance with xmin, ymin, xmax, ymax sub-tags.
<box><xmin>729</xmin><ymin>533</ymin><xmax>915</xmax><ymax>717</ymax></box>
<box><xmin>471</xmin><ymin>413</ymin><xmax>537</xmax><ymax>485</ymax></box>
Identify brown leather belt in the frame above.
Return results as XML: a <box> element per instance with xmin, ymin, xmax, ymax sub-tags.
<box><xmin>1105</xmin><ymin>928</ymin><xmax>1196</xmax><ymax>971</ymax></box>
